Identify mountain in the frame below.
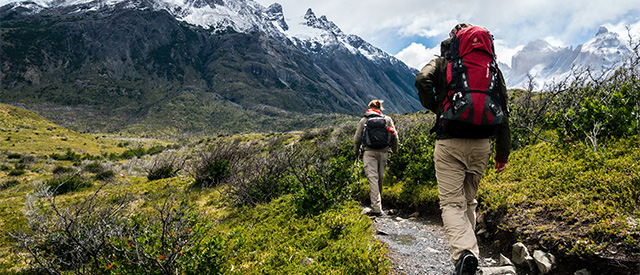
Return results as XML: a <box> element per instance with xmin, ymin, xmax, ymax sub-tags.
<box><xmin>505</xmin><ymin>26</ymin><xmax>633</xmax><ymax>89</ymax></box>
<box><xmin>0</xmin><ymin>0</ymin><xmax>420</xmax><ymax>135</ymax></box>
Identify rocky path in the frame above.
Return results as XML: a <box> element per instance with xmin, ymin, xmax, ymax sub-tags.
<box><xmin>368</xmin><ymin>209</ymin><xmax>526</xmax><ymax>275</ymax></box>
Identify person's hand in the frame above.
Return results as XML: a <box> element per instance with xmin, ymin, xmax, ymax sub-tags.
<box><xmin>494</xmin><ymin>160</ymin><xmax>507</xmax><ymax>174</ymax></box>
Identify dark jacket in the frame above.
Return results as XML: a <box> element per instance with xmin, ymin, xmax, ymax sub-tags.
<box><xmin>414</xmin><ymin>37</ymin><xmax>511</xmax><ymax>163</ymax></box>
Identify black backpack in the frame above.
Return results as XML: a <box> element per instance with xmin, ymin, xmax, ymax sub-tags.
<box><xmin>438</xmin><ymin>26</ymin><xmax>506</xmax><ymax>138</ymax></box>
<box><xmin>362</xmin><ymin>115</ymin><xmax>391</xmax><ymax>149</ymax></box>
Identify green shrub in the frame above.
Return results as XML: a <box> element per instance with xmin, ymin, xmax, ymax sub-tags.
<box><xmin>43</xmin><ymin>173</ymin><xmax>91</xmax><ymax>195</ymax></box>
<box><xmin>94</xmin><ymin>170</ymin><xmax>115</xmax><ymax>181</ymax></box>
<box><xmin>8</xmin><ymin>169</ymin><xmax>25</xmax><ymax>176</ymax></box>
<box><xmin>290</xmin><ymin>142</ymin><xmax>356</xmax><ymax>215</ymax></box>
<box><xmin>83</xmin><ymin>161</ymin><xmax>105</xmax><ymax>173</ymax></box>
<box><xmin>107</xmin><ymin>196</ymin><xmax>226</xmax><ymax>274</ymax></box>
<box><xmin>7</xmin><ymin>153</ymin><xmax>22</xmax><ymax>159</ymax></box>
<box><xmin>0</xmin><ymin>179</ymin><xmax>20</xmax><ymax>190</ymax></box>
<box><xmin>52</xmin><ymin>165</ymin><xmax>74</xmax><ymax>174</ymax></box>
<box><xmin>225</xmin><ymin>144</ymin><xmax>297</xmax><ymax>206</ymax></box>
<box><xmin>147</xmin><ymin>155</ymin><xmax>184</xmax><ymax>181</ymax></box>
<box><xmin>12</xmin><ymin>189</ymin><xmax>226</xmax><ymax>274</ymax></box>
<box><xmin>50</xmin><ymin>148</ymin><xmax>81</xmax><ymax>161</ymax></box>
<box><xmin>191</xmin><ymin>141</ymin><xmax>247</xmax><ymax>188</ymax></box>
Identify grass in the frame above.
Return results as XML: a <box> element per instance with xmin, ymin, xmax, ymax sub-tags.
<box><xmin>479</xmin><ymin>136</ymin><xmax>640</xmax><ymax>258</ymax></box>
<box><xmin>219</xmin><ymin>197</ymin><xmax>389</xmax><ymax>274</ymax></box>
<box><xmin>0</xmin><ymin>103</ymin><xmax>125</xmax><ymax>156</ymax></box>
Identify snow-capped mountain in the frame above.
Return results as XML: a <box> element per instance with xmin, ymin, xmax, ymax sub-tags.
<box><xmin>505</xmin><ymin>26</ymin><xmax>634</xmax><ymax>89</ymax></box>
<box><xmin>0</xmin><ymin>0</ymin><xmax>420</xmax><ymax>134</ymax></box>
<box><xmin>6</xmin><ymin>0</ymin><xmax>397</xmax><ymax>64</ymax></box>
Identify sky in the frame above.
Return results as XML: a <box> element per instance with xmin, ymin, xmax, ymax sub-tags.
<box><xmin>251</xmin><ymin>0</ymin><xmax>640</xmax><ymax>69</ymax></box>
<box><xmin>1</xmin><ymin>0</ymin><xmax>639</xmax><ymax>69</ymax></box>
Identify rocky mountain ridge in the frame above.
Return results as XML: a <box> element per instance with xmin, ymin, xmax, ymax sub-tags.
<box><xmin>0</xmin><ymin>0</ymin><xmax>420</xmax><ymax>135</ymax></box>
<box><xmin>505</xmin><ymin>26</ymin><xmax>635</xmax><ymax>89</ymax></box>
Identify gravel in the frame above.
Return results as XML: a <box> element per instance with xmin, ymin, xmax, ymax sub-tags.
<box><xmin>369</xmin><ymin>209</ymin><xmax>516</xmax><ymax>275</ymax></box>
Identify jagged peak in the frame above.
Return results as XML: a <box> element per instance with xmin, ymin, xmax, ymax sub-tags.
<box><xmin>302</xmin><ymin>8</ymin><xmax>341</xmax><ymax>34</ymax></box>
<box><xmin>596</xmin><ymin>26</ymin><xmax>609</xmax><ymax>36</ymax></box>
<box><xmin>265</xmin><ymin>2</ymin><xmax>287</xmax><ymax>31</ymax></box>
<box><xmin>304</xmin><ymin>8</ymin><xmax>314</xmax><ymax>19</ymax></box>
<box><xmin>521</xmin><ymin>39</ymin><xmax>553</xmax><ymax>52</ymax></box>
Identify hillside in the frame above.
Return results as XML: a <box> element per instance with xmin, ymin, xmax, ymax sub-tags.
<box><xmin>0</xmin><ymin>0</ymin><xmax>419</xmax><ymax>136</ymax></box>
<box><xmin>0</xmin><ymin>103</ymin><xmax>126</xmax><ymax>156</ymax></box>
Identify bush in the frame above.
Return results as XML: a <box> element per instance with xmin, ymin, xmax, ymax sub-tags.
<box><xmin>43</xmin><ymin>173</ymin><xmax>91</xmax><ymax>195</ymax></box>
<box><xmin>50</xmin><ymin>149</ymin><xmax>81</xmax><ymax>161</ymax></box>
<box><xmin>8</xmin><ymin>169</ymin><xmax>25</xmax><ymax>176</ymax></box>
<box><xmin>0</xmin><ymin>179</ymin><xmax>20</xmax><ymax>190</ymax></box>
<box><xmin>52</xmin><ymin>165</ymin><xmax>75</xmax><ymax>174</ymax></box>
<box><xmin>190</xmin><ymin>140</ymin><xmax>248</xmax><ymax>188</ymax></box>
<box><xmin>12</xmin><ymin>188</ymin><xmax>226</xmax><ymax>274</ymax></box>
<box><xmin>7</xmin><ymin>153</ymin><xmax>22</xmax><ymax>159</ymax></box>
<box><xmin>289</xmin><ymin>141</ymin><xmax>356</xmax><ymax>215</ymax></box>
<box><xmin>94</xmin><ymin>170</ymin><xmax>116</xmax><ymax>181</ymax></box>
<box><xmin>225</xmin><ymin>143</ymin><xmax>297</xmax><ymax>206</ymax></box>
<box><xmin>147</xmin><ymin>154</ymin><xmax>184</xmax><ymax>181</ymax></box>
<box><xmin>83</xmin><ymin>161</ymin><xmax>105</xmax><ymax>173</ymax></box>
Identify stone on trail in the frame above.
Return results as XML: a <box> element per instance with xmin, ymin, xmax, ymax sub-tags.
<box><xmin>512</xmin><ymin>242</ymin><xmax>535</xmax><ymax>270</ymax></box>
<box><xmin>479</xmin><ymin>266</ymin><xmax>517</xmax><ymax>274</ymax></box>
<box><xmin>533</xmin><ymin>250</ymin><xmax>556</xmax><ymax>274</ymax></box>
<box><xmin>499</xmin><ymin>254</ymin><xmax>513</xmax><ymax>267</ymax></box>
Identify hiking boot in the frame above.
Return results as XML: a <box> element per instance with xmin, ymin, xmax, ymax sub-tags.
<box><xmin>367</xmin><ymin>211</ymin><xmax>383</xmax><ymax>217</ymax></box>
<box><xmin>454</xmin><ymin>250</ymin><xmax>478</xmax><ymax>275</ymax></box>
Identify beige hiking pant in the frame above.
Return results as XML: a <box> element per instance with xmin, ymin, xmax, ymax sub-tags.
<box><xmin>363</xmin><ymin>149</ymin><xmax>388</xmax><ymax>213</ymax></box>
<box><xmin>434</xmin><ymin>138</ymin><xmax>491</xmax><ymax>262</ymax></box>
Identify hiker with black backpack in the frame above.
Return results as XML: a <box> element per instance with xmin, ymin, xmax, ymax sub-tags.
<box><xmin>415</xmin><ymin>23</ymin><xmax>511</xmax><ymax>275</ymax></box>
<box><xmin>353</xmin><ymin>100</ymin><xmax>399</xmax><ymax>217</ymax></box>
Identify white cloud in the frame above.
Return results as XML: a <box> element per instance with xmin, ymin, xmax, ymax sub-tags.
<box><xmin>394</xmin><ymin>43</ymin><xmax>439</xmax><ymax>70</ymax></box>
<box><xmin>603</xmin><ymin>20</ymin><xmax>640</xmax><ymax>43</ymax></box>
<box><xmin>543</xmin><ymin>36</ymin><xmax>565</xmax><ymax>48</ymax></box>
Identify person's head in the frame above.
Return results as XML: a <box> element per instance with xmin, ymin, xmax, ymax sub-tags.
<box><xmin>449</xmin><ymin>23</ymin><xmax>472</xmax><ymax>37</ymax></box>
<box><xmin>368</xmin><ymin>100</ymin><xmax>384</xmax><ymax>111</ymax></box>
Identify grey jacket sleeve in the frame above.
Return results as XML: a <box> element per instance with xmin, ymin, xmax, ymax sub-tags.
<box><xmin>353</xmin><ymin>118</ymin><xmax>366</xmax><ymax>156</ymax></box>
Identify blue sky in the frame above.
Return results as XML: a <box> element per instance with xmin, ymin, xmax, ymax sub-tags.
<box><xmin>2</xmin><ymin>0</ymin><xmax>639</xmax><ymax>69</ymax></box>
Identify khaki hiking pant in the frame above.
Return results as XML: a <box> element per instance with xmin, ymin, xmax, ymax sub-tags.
<box><xmin>363</xmin><ymin>149</ymin><xmax>388</xmax><ymax>213</ymax></box>
<box><xmin>434</xmin><ymin>138</ymin><xmax>491</xmax><ymax>262</ymax></box>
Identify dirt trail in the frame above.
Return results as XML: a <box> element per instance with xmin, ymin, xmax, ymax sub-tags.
<box><xmin>369</xmin><ymin>209</ymin><xmax>525</xmax><ymax>275</ymax></box>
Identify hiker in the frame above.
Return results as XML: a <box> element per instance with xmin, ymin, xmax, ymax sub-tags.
<box><xmin>353</xmin><ymin>100</ymin><xmax>399</xmax><ymax>217</ymax></box>
<box><xmin>415</xmin><ymin>23</ymin><xmax>511</xmax><ymax>275</ymax></box>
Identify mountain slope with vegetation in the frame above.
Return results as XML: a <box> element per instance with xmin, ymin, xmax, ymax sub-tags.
<box><xmin>0</xmin><ymin>0</ymin><xmax>418</xmax><ymax>136</ymax></box>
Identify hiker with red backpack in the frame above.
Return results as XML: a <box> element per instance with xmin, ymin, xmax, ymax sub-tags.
<box><xmin>415</xmin><ymin>23</ymin><xmax>511</xmax><ymax>275</ymax></box>
<box><xmin>353</xmin><ymin>100</ymin><xmax>399</xmax><ymax>217</ymax></box>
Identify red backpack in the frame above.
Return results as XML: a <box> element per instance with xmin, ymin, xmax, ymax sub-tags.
<box><xmin>439</xmin><ymin>26</ymin><xmax>506</xmax><ymax>138</ymax></box>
